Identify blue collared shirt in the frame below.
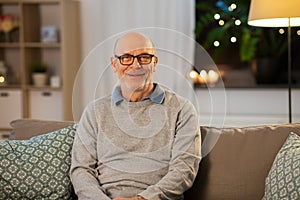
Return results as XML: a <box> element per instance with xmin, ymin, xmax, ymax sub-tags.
<box><xmin>112</xmin><ymin>83</ymin><xmax>165</xmax><ymax>105</ymax></box>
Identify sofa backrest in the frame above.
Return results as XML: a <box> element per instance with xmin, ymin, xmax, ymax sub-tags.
<box><xmin>10</xmin><ymin>119</ymin><xmax>75</xmax><ymax>140</ymax></box>
<box><xmin>184</xmin><ymin>123</ymin><xmax>300</xmax><ymax>200</ymax></box>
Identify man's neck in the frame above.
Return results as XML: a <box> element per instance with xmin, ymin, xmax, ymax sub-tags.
<box><xmin>121</xmin><ymin>83</ymin><xmax>154</xmax><ymax>102</ymax></box>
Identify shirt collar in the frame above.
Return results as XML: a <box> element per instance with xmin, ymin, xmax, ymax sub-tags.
<box><xmin>112</xmin><ymin>83</ymin><xmax>165</xmax><ymax>105</ymax></box>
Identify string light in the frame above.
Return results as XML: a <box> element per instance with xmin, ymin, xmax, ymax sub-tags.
<box><xmin>0</xmin><ymin>75</ymin><xmax>4</xmax><ymax>83</ymax></box>
<box><xmin>297</xmin><ymin>30</ymin><xmax>300</xmax><ymax>36</ymax></box>
<box><xmin>219</xmin><ymin>20</ymin><xmax>225</xmax><ymax>26</ymax></box>
<box><xmin>235</xmin><ymin>19</ymin><xmax>241</xmax><ymax>26</ymax></box>
<box><xmin>228</xmin><ymin>3</ymin><xmax>237</xmax><ymax>11</ymax></box>
<box><xmin>188</xmin><ymin>69</ymin><xmax>220</xmax><ymax>86</ymax></box>
<box><xmin>279</xmin><ymin>28</ymin><xmax>285</xmax><ymax>34</ymax></box>
<box><xmin>200</xmin><ymin>70</ymin><xmax>207</xmax><ymax>79</ymax></box>
<box><xmin>208</xmin><ymin>70</ymin><xmax>219</xmax><ymax>85</ymax></box>
<box><xmin>214</xmin><ymin>41</ymin><xmax>220</xmax><ymax>47</ymax></box>
<box><xmin>230</xmin><ymin>37</ymin><xmax>237</xmax><ymax>43</ymax></box>
<box><xmin>214</xmin><ymin>13</ymin><xmax>221</xmax><ymax>20</ymax></box>
<box><xmin>189</xmin><ymin>70</ymin><xmax>198</xmax><ymax>79</ymax></box>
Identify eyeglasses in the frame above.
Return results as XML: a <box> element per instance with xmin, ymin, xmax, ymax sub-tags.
<box><xmin>115</xmin><ymin>53</ymin><xmax>155</xmax><ymax>66</ymax></box>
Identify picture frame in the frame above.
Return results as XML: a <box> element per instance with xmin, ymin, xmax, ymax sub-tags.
<box><xmin>41</xmin><ymin>25</ymin><xmax>59</xmax><ymax>43</ymax></box>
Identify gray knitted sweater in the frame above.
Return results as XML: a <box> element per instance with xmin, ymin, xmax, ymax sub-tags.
<box><xmin>70</xmin><ymin>85</ymin><xmax>201</xmax><ymax>200</ymax></box>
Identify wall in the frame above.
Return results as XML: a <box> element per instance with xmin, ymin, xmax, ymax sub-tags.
<box><xmin>72</xmin><ymin>0</ymin><xmax>196</xmax><ymax>121</ymax></box>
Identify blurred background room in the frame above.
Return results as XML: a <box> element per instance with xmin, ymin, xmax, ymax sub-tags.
<box><xmin>0</xmin><ymin>0</ymin><xmax>299</xmax><ymax>139</ymax></box>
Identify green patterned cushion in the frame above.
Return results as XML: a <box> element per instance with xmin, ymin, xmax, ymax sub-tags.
<box><xmin>0</xmin><ymin>124</ymin><xmax>77</xmax><ymax>199</ymax></box>
<box><xmin>263</xmin><ymin>132</ymin><xmax>300</xmax><ymax>200</ymax></box>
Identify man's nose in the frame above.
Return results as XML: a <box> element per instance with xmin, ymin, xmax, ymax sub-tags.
<box><xmin>130</xmin><ymin>57</ymin><xmax>141</xmax><ymax>69</ymax></box>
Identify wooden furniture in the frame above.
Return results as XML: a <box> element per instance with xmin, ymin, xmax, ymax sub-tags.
<box><xmin>0</xmin><ymin>0</ymin><xmax>81</xmax><ymax>130</ymax></box>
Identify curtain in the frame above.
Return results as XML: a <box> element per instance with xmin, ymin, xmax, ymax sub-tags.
<box><xmin>73</xmin><ymin>0</ymin><xmax>196</xmax><ymax>121</ymax></box>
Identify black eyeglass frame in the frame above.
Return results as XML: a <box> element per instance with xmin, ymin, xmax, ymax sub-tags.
<box><xmin>115</xmin><ymin>53</ymin><xmax>155</xmax><ymax>66</ymax></box>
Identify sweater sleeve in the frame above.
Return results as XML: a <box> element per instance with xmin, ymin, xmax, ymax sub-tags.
<box><xmin>138</xmin><ymin>100</ymin><xmax>201</xmax><ymax>200</ymax></box>
<box><xmin>69</xmin><ymin>102</ymin><xmax>111</xmax><ymax>200</ymax></box>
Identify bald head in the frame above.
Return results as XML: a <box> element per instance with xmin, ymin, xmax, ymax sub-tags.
<box><xmin>114</xmin><ymin>32</ymin><xmax>156</xmax><ymax>55</ymax></box>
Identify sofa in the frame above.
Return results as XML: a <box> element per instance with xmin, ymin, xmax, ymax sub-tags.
<box><xmin>1</xmin><ymin>119</ymin><xmax>300</xmax><ymax>199</ymax></box>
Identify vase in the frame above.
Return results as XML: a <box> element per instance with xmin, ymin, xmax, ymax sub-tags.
<box><xmin>32</xmin><ymin>73</ymin><xmax>47</xmax><ymax>86</ymax></box>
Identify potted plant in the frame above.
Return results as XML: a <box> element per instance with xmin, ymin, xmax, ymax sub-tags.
<box><xmin>195</xmin><ymin>0</ymin><xmax>260</xmax><ymax>63</ymax></box>
<box><xmin>195</xmin><ymin>0</ymin><xmax>288</xmax><ymax>84</ymax></box>
<box><xmin>31</xmin><ymin>63</ymin><xmax>48</xmax><ymax>86</ymax></box>
<box><xmin>251</xmin><ymin>28</ymin><xmax>288</xmax><ymax>84</ymax></box>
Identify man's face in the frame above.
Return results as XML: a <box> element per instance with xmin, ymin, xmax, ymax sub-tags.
<box><xmin>111</xmin><ymin>34</ymin><xmax>158</xmax><ymax>92</ymax></box>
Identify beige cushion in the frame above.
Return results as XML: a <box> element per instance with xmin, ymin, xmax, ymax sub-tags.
<box><xmin>184</xmin><ymin>123</ymin><xmax>300</xmax><ymax>200</ymax></box>
<box><xmin>10</xmin><ymin>119</ymin><xmax>75</xmax><ymax>140</ymax></box>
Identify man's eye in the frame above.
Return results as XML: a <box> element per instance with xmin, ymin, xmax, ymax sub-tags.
<box><xmin>140</xmin><ymin>55</ymin><xmax>150</xmax><ymax>60</ymax></box>
<box><xmin>121</xmin><ymin>55</ymin><xmax>132</xmax><ymax>60</ymax></box>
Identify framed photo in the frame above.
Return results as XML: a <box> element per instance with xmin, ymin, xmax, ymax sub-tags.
<box><xmin>41</xmin><ymin>26</ymin><xmax>59</xmax><ymax>43</ymax></box>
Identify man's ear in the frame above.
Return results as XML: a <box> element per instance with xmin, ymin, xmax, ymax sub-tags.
<box><xmin>153</xmin><ymin>55</ymin><xmax>158</xmax><ymax>65</ymax></box>
<box><xmin>111</xmin><ymin>56</ymin><xmax>117</xmax><ymax>72</ymax></box>
<box><xmin>153</xmin><ymin>56</ymin><xmax>158</xmax><ymax>72</ymax></box>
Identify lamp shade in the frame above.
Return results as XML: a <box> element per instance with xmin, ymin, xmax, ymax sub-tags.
<box><xmin>248</xmin><ymin>0</ymin><xmax>300</xmax><ymax>27</ymax></box>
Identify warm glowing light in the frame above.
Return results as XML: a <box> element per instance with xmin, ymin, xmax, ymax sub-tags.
<box><xmin>189</xmin><ymin>69</ymin><xmax>220</xmax><ymax>86</ymax></box>
<box><xmin>208</xmin><ymin>70</ymin><xmax>220</xmax><ymax>86</ymax></box>
<box><xmin>200</xmin><ymin>70</ymin><xmax>207</xmax><ymax>79</ymax></box>
<box><xmin>213</xmin><ymin>41</ymin><xmax>220</xmax><ymax>47</ymax></box>
<box><xmin>189</xmin><ymin>70</ymin><xmax>198</xmax><ymax>79</ymax></box>
<box><xmin>228</xmin><ymin>3</ymin><xmax>237</xmax><ymax>11</ymax></box>
<box><xmin>297</xmin><ymin>30</ymin><xmax>300</xmax><ymax>36</ymax></box>
<box><xmin>214</xmin><ymin>13</ymin><xmax>220</xmax><ymax>20</ymax></box>
<box><xmin>0</xmin><ymin>76</ymin><xmax>5</xmax><ymax>83</ymax></box>
<box><xmin>219</xmin><ymin>20</ymin><xmax>225</xmax><ymax>26</ymax></box>
<box><xmin>235</xmin><ymin>19</ymin><xmax>241</xmax><ymax>26</ymax></box>
<box><xmin>279</xmin><ymin>28</ymin><xmax>285</xmax><ymax>34</ymax></box>
<box><xmin>230</xmin><ymin>36</ymin><xmax>237</xmax><ymax>43</ymax></box>
<box><xmin>248</xmin><ymin>1</ymin><xmax>300</xmax><ymax>27</ymax></box>
<box><xmin>208</xmin><ymin>70</ymin><xmax>216</xmax><ymax>77</ymax></box>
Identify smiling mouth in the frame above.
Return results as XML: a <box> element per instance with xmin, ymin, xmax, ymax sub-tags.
<box><xmin>127</xmin><ymin>73</ymin><xmax>145</xmax><ymax>77</ymax></box>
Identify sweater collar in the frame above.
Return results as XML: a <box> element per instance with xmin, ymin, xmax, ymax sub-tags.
<box><xmin>112</xmin><ymin>83</ymin><xmax>165</xmax><ymax>105</ymax></box>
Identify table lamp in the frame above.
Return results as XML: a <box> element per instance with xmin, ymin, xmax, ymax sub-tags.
<box><xmin>248</xmin><ymin>0</ymin><xmax>300</xmax><ymax>123</ymax></box>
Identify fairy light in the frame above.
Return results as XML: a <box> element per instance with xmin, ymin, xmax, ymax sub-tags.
<box><xmin>214</xmin><ymin>13</ymin><xmax>221</xmax><ymax>20</ymax></box>
<box><xmin>235</xmin><ymin>19</ymin><xmax>241</xmax><ymax>26</ymax></box>
<box><xmin>228</xmin><ymin>3</ymin><xmax>237</xmax><ymax>11</ymax></box>
<box><xmin>230</xmin><ymin>36</ymin><xmax>237</xmax><ymax>43</ymax></box>
<box><xmin>208</xmin><ymin>70</ymin><xmax>220</xmax><ymax>86</ymax></box>
<box><xmin>297</xmin><ymin>30</ymin><xmax>300</xmax><ymax>36</ymax></box>
<box><xmin>200</xmin><ymin>70</ymin><xmax>207</xmax><ymax>79</ymax></box>
<box><xmin>231</xmin><ymin>4</ymin><xmax>237</xmax><ymax>10</ymax></box>
<box><xmin>189</xmin><ymin>70</ymin><xmax>198</xmax><ymax>79</ymax></box>
<box><xmin>213</xmin><ymin>41</ymin><xmax>220</xmax><ymax>47</ymax></box>
<box><xmin>0</xmin><ymin>75</ymin><xmax>4</xmax><ymax>83</ymax></box>
<box><xmin>279</xmin><ymin>28</ymin><xmax>285</xmax><ymax>34</ymax></box>
<box><xmin>189</xmin><ymin>69</ymin><xmax>220</xmax><ymax>86</ymax></box>
<box><xmin>219</xmin><ymin>20</ymin><xmax>225</xmax><ymax>26</ymax></box>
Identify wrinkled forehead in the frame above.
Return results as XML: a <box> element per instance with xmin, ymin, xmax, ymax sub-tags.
<box><xmin>114</xmin><ymin>35</ymin><xmax>155</xmax><ymax>55</ymax></box>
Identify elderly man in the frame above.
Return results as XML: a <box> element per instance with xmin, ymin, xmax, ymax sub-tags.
<box><xmin>70</xmin><ymin>32</ymin><xmax>201</xmax><ymax>200</ymax></box>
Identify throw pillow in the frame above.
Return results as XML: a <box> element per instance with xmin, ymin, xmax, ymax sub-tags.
<box><xmin>0</xmin><ymin>124</ymin><xmax>77</xmax><ymax>199</ymax></box>
<box><xmin>263</xmin><ymin>132</ymin><xmax>300</xmax><ymax>200</ymax></box>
